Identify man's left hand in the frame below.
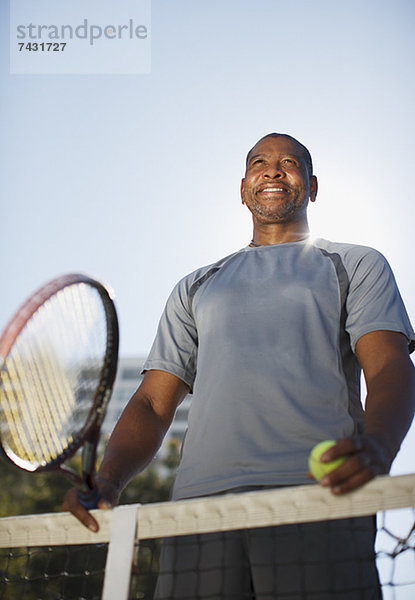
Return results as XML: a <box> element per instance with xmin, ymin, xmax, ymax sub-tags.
<box><xmin>316</xmin><ymin>434</ymin><xmax>393</xmax><ymax>494</ymax></box>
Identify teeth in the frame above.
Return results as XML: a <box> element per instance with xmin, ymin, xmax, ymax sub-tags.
<box><xmin>261</xmin><ymin>187</ymin><xmax>284</xmax><ymax>192</ymax></box>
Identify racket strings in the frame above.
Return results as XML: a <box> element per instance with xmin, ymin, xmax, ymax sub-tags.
<box><xmin>13</xmin><ymin>329</ymin><xmax>73</xmax><ymax>461</ymax></box>
<box><xmin>0</xmin><ymin>346</ymin><xmax>67</xmax><ymax>466</ymax></box>
<box><xmin>0</xmin><ymin>283</ymin><xmax>108</xmax><ymax>470</ymax></box>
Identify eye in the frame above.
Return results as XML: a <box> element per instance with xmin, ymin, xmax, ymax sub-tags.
<box><xmin>282</xmin><ymin>157</ymin><xmax>297</xmax><ymax>166</ymax></box>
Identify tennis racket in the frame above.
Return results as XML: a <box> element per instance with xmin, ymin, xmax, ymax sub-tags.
<box><xmin>0</xmin><ymin>273</ymin><xmax>119</xmax><ymax>509</ymax></box>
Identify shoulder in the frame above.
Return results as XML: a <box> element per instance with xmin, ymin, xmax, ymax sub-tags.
<box><xmin>174</xmin><ymin>249</ymin><xmax>244</xmax><ymax>292</ymax></box>
<box><xmin>313</xmin><ymin>237</ymin><xmax>384</xmax><ymax>259</ymax></box>
<box><xmin>166</xmin><ymin>248</ymin><xmax>245</xmax><ymax>307</ymax></box>
<box><xmin>312</xmin><ymin>238</ymin><xmax>391</xmax><ymax>276</ymax></box>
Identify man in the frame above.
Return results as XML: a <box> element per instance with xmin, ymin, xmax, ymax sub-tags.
<box><xmin>64</xmin><ymin>133</ymin><xmax>415</xmax><ymax>598</ymax></box>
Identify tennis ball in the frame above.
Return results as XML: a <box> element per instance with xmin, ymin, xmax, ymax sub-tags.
<box><xmin>308</xmin><ymin>440</ymin><xmax>346</xmax><ymax>481</ymax></box>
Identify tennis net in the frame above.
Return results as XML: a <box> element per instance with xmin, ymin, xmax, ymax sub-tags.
<box><xmin>0</xmin><ymin>473</ymin><xmax>414</xmax><ymax>599</ymax></box>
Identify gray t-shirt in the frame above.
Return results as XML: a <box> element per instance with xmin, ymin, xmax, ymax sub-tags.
<box><xmin>143</xmin><ymin>238</ymin><xmax>415</xmax><ymax>500</ymax></box>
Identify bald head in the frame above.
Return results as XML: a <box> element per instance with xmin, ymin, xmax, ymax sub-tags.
<box><xmin>246</xmin><ymin>133</ymin><xmax>313</xmax><ymax>176</ymax></box>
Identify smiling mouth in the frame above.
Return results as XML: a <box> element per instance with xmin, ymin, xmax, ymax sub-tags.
<box><xmin>258</xmin><ymin>186</ymin><xmax>289</xmax><ymax>194</ymax></box>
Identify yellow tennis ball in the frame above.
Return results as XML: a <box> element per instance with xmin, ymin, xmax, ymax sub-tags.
<box><xmin>308</xmin><ymin>440</ymin><xmax>346</xmax><ymax>481</ymax></box>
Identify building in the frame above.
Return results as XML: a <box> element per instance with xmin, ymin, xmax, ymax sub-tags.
<box><xmin>103</xmin><ymin>357</ymin><xmax>191</xmax><ymax>455</ymax></box>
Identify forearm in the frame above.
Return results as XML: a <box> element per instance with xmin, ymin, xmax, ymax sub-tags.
<box><xmin>363</xmin><ymin>357</ymin><xmax>415</xmax><ymax>465</ymax></box>
<box><xmin>96</xmin><ymin>392</ymin><xmax>173</xmax><ymax>496</ymax></box>
<box><xmin>63</xmin><ymin>405</ymin><xmax>168</xmax><ymax>532</ymax></box>
<box><xmin>63</xmin><ymin>370</ymin><xmax>188</xmax><ymax>531</ymax></box>
<box><xmin>319</xmin><ymin>331</ymin><xmax>415</xmax><ymax>494</ymax></box>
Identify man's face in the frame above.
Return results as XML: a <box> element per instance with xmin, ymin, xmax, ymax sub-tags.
<box><xmin>240</xmin><ymin>135</ymin><xmax>317</xmax><ymax>225</ymax></box>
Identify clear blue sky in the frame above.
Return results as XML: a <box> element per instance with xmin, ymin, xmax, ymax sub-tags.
<box><xmin>1</xmin><ymin>0</ymin><xmax>414</xmax><ymax>473</ymax></box>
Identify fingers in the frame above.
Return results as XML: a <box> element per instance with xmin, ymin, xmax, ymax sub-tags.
<box><xmin>62</xmin><ymin>488</ymin><xmax>100</xmax><ymax>532</ymax></box>
<box><xmin>317</xmin><ymin>435</ymin><xmax>390</xmax><ymax>495</ymax></box>
<box><xmin>62</xmin><ymin>482</ymin><xmax>119</xmax><ymax>532</ymax></box>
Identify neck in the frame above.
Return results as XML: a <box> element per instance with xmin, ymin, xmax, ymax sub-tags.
<box><xmin>250</xmin><ymin>220</ymin><xmax>310</xmax><ymax>246</ymax></box>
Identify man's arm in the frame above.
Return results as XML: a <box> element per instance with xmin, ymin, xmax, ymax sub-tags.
<box><xmin>319</xmin><ymin>330</ymin><xmax>415</xmax><ymax>494</ymax></box>
<box><xmin>63</xmin><ymin>369</ymin><xmax>190</xmax><ymax>531</ymax></box>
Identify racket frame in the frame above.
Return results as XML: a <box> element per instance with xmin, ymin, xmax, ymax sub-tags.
<box><xmin>0</xmin><ymin>273</ymin><xmax>119</xmax><ymax>492</ymax></box>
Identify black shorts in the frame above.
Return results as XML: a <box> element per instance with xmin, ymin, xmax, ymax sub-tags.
<box><xmin>154</xmin><ymin>516</ymin><xmax>381</xmax><ymax>599</ymax></box>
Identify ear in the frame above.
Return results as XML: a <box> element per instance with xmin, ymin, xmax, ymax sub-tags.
<box><xmin>240</xmin><ymin>178</ymin><xmax>245</xmax><ymax>204</ymax></box>
<box><xmin>309</xmin><ymin>175</ymin><xmax>318</xmax><ymax>203</ymax></box>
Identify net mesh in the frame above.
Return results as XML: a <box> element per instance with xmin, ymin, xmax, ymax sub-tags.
<box><xmin>130</xmin><ymin>513</ymin><xmax>415</xmax><ymax>599</ymax></box>
<box><xmin>0</xmin><ymin>543</ymin><xmax>107</xmax><ymax>600</ymax></box>
<box><xmin>0</xmin><ymin>474</ymin><xmax>414</xmax><ymax>600</ymax></box>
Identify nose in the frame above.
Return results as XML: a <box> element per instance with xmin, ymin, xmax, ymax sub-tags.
<box><xmin>264</xmin><ymin>162</ymin><xmax>284</xmax><ymax>179</ymax></box>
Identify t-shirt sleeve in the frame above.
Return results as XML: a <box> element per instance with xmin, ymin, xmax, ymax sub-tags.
<box><xmin>142</xmin><ymin>276</ymin><xmax>198</xmax><ymax>391</ymax></box>
<box><xmin>345</xmin><ymin>248</ymin><xmax>415</xmax><ymax>353</ymax></box>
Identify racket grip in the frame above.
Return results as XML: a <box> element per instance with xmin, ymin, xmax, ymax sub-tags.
<box><xmin>77</xmin><ymin>486</ymin><xmax>101</xmax><ymax>510</ymax></box>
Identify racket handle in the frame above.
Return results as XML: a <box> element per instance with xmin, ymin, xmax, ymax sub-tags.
<box><xmin>77</xmin><ymin>486</ymin><xmax>101</xmax><ymax>510</ymax></box>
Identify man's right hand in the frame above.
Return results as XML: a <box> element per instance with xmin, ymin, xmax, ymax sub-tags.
<box><xmin>62</xmin><ymin>370</ymin><xmax>190</xmax><ymax>532</ymax></box>
<box><xmin>62</xmin><ymin>480</ymin><xmax>120</xmax><ymax>532</ymax></box>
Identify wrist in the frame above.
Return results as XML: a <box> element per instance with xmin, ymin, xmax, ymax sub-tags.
<box><xmin>360</xmin><ymin>432</ymin><xmax>397</xmax><ymax>471</ymax></box>
<box><xmin>95</xmin><ymin>475</ymin><xmax>122</xmax><ymax>499</ymax></box>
